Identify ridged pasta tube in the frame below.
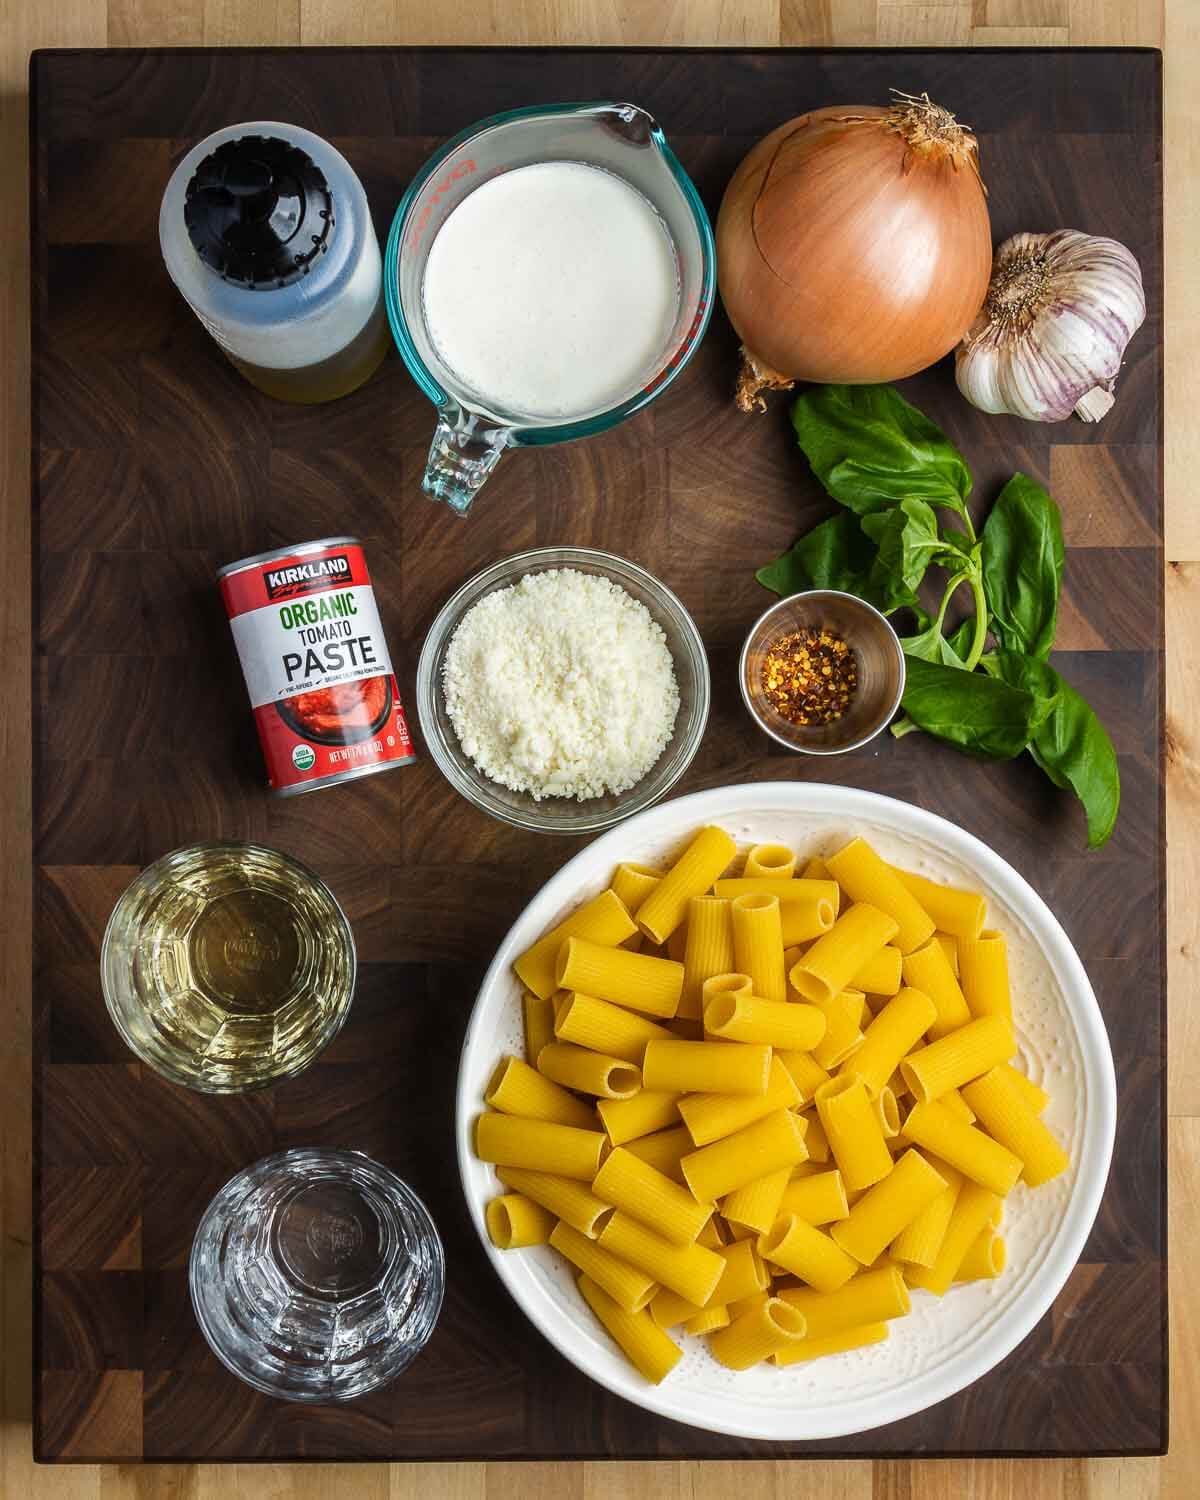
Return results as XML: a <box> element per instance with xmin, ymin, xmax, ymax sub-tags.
<box><xmin>757</xmin><ymin>1213</ymin><xmax>858</xmax><ymax>1293</ymax></box>
<box><xmin>554</xmin><ymin>992</ymin><xmax>673</xmax><ymax>1064</ymax></box>
<box><xmin>814</xmin><ymin>1076</ymin><xmax>893</xmax><ymax>1191</ymax></box>
<box><xmin>721</xmin><ymin>1167</ymin><xmax>791</xmax><ymax>1236</ymax></box>
<box><xmin>577</xmin><ymin>1274</ymin><xmax>682</xmax><ymax>1384</ymax></box>
<box><xmin>772</xmin><ymin>1322</ymin><xmax>889</xmax><ymax>1364</ymax></box>
<box><xmin>901</xmin><ymin>1015</ymin><xmax>1016</xmax><ymax>1103</ymax></box>
<box><xmin>679</xmin><ymin>897</ymin><xmax>735</xmax><ymax>1020</ymax></box>
<box><xmin>597</xmin><ymin>1090</ymin><xmax>681</xmax><ymax>1146</ymax></box>
<box><xmin>830</xmin><ymin>1149</ymin><xmax>948</xmax><ymax>1264</ymax></box>
<box><xmin>536</xmin><ymin>1042</ymin><xmax>641</xmax><ymax>1100</ymax></box>
<box><xmin>839</xmin><ymin>986</ymin><xmax>937</xmax><ymax>1096</ymax></box>
<box><xmin>957</xmin><ymin>930</ymin><xmax>1012</xmax><ymax>1022</ymax></box>
<box><xmin>902</xmin><ymin>938</ymin><xmax>972</xmax><ymax>1040</ymax></box>
<box><xmin>705</xmin><ymin>990</ymin><xmax>826</xmax><ymax>1051</ymax></box>
<box><xmin>730</xmin><ymin>892</ymin><xmax>788</xmax><ymax>1004</ymax></box>
<box><xmin>960</xmin><ymin>1066</ymin><xmax>1069</xmax><ymax>1186</ymax></box>
<box><xmin>485</xmin><ymin>1194</ymin><xmax>556</xmax><ymax>1249</ymax></box>
<box><xmin>550</xmin><ymin>1221</ymin><xmax>657</xmax><ymax>1312</ymax></box>
<box><xmin>851</xmin><ymin>945</ymin><xmax>903</xmax><ymax>997</ymax></box>
<box><xmin>778</xmin><ymin>1264</ymin><xmax>910</xmax><ymax>1338</ymax></box>
<box><xmin>681</xmin><ymin>1109</ymin><xmax>808</xmax><ymax>1203</ymax></box>
<box><xmin>954</xmin><ymin>1229</ymin><xmax>1007</xmax><ymax>1282</ymax></box>
<box><xmin>556</xmin><ymin>937</ymin><xmax>683</xmax><ymax>1019</ymax></box>
<box><xmin>889</xmin><ymin>867</ymin><xmax>986</xmax><ymax>941</ymax></box>
<box><xmin>826</xmin><ymin>838</ymin><xmax>935</xmax><ymax>954</ymax></box>
<box><xmin>643</xmin><ymin>1039</ymin><xmax>771</xmax><ymax>1096</ymax></box>
<box><xmin>677</xmin><ymin>1055</ymin><xmax>801</xmax><ymax>1146</ymax></box>
<box><xmin>791</xmin><ymin>904</ymin><xmax>899</xmax><ymax>1005</ymax></box>
<box><xmin>905</xmin><ymin>1181</ymin><xmax>1001</xmax><ymax>1295</ymax></box>
<box><xmin>900</xmin><ymin>1101</ymin><xmax>1022</xmax><ymax>1196</ymax></box>
<box><xmin>778</xmin><ymin>1170</ymin><xmax>849</xmax><ymax>1226</ymax></box>
<box><xmin>597</xmin><ymin>1211</ymin><xmax>726</xmax><ymax>1306</ymax></box>
<box><xmin>635</xmin><ymin>826</ymin><xmax>737</xmax><ymax>944</ymax></box>
<box><xmin>494</xmin><ymin>1166</ymin><xmax>611</xmax><ymax>1238</ymax></box>
<box><xmin>708</xmin><ymin>1296</ymin><xmax>808</xmax><ymax>1369</ymax></box>
<box><xmin>744</xmin><ymin>844</ymin><xmax>796</xmax><ymax>879</ymax></box>
<box><xmin>475</xmin><ymin>1113</ymin><xmax>608</xmax><ymax>1180</ymax></box>
<box><xmin>485</xmin><ymin>1055</ymin><xmax>596</xmax><ymax>1129</ymax></box>
<box><xmin>592</xmin><ymin>1147</ymin><xmax>712</xmax><ymax>1245</ymax></box>
<box><xmin>714</xmin><ymin>879</ymin><xmax>840</xmax><ymax>946</ymax></box>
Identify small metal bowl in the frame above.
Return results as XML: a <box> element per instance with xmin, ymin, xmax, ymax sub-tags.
<box><xmin>739</xmin><ymin>591</ymin><xmax>906</xmax><ymax>755</ymax></box>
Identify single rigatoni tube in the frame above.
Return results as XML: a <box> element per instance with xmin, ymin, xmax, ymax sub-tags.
<box><xmin>958</xmin><ymin>930</ymin><xmax>1012</xmax><ymax>1022</ymax></box>
<box><xmin>494</xmin><ymin>1166</ymin><xmax>610</xmax><ymax>1238</ymax></box>
<box><xmin>777</xmin><ymin>1049</ymin><xmax>832</xmax><ymax>1104</ymax></box>
<box><xmin>955</xmin><ymin>1229</ymin><xmax>1007</xmax><ymax>1282</ymax></box>
<box><xmin>550</xmin><ymin>1220</ymin><xmax>657</xmax><ymax>1311</ymax></box>
<box><xmin>554</xmin><ymin>991</ymin><xmax>674</xmax><ymax>1064</ymax></box>
<box><xmin>730</xmin><ymin>892</ymin><xmax>787</xmax><ymax>1004</ymax></box>
<box><xmin>683</xmin><ymin>1303</ymin><xmax>731</xmax><ymax>1336</ymax></box>
<box><xmin>485</xmin><ymin>1056</ymin><xmax>596</xmax><ymax>1129</ymax></box>
<box><xmin>577</xmin><ymin>1274</ymin><xmax>681</xmax><ymax>1385</ymax></box>
<box><xmin>598</xmin><ymin>1211</ymin><xmax>725</xmax><ymax>1305</ymax></box>
<box><xmin>779</xmin><ymin>1170</ymin><xmax>849</xmax><ymax>1225</ymax></box>
<box><xmin>678</xmin><ymin>1055</ymin><xmax>801</xmax><ymax>1146</ymax></box>
<box><xmin>935</xmin><ymin>932</ymin><xmax>959</xmax><ymax>975</ymax></box>
<box><xmin>839</xmin><ymin>986</ymin><xmax>938</xmax><ymax>1096</ymax></box>
<box><xmin>802</xmin><ymin>1108</ymin><xmax>831</xmax><ymax>1164</ymax></box>
<box><xmin>814</xmin><ymin>1076</ymin><xmax>893</xmax><ymax>1191</ymax></box>
<box><xmin>610</xmin><ymin>862</ymin><xmax>661</xmax><ymax>914</ymax></box>
<box><xmin>905</xmin><ymin>1181</ymin><xmax>1001</xmax><ymax>1295</ymax></box>
<box><xmin>514</xmin><ymin>889</ymin><xmax>638</xmax><ymax>999</ymax></box>
<box><xmin>852</xmin><ymin>945</ymin><xmax>903</xmax><ymax>996</ymax></box>
<box><xmin>826</xmin><ymin>838</ymin><xmax>936</xmax><ymax>954</ymax></box>
<box><xmin>721</xmin><ymin>1167</ymin><xmax>791</xmax><ymax>1236</ymax></box>
<box><xmin>681</xmin><ymin>1109</ymin><xmax>808</xmax><ymax>1203</ymax></box>
<box><xmin>744</xmin><ymin>844</ymin><xmax>796</xmax><ymax>879</ymax></box>
<box><xmin>522</xmin><ymin>992</ymin><xmax>557</xmax><ymax>1064</ymax></box>
<box><xmin>890</xmin><ymin>1158</ymin><xmax>963</xmax><ymax>1267</ymax></box>
<box><xmin>900</xmin><ymin>1101</ymin><xmax>1023</xmax><ymax>1196</ymax></box>
<box><xmin>790</xmin><ymin>904</ymin><xmax>899</xmax><ymax>1005</ymax></box>
<box><xmin>716</xmin><ymin>879</ymin><xmax>839</xmax><ymax>946</ymax></box>
<box><xmin>679</xmin><ymin>897</ymin><xmax>735</xmax><ymax>1019</ymax></box>
<box><xmin>635</xmin><ymin>826</ymin><xmax>737</xmax><ymax>944</ymax></box>
<box><xmin>901</xmin><ymin>1016</ymin><xmax>1016</xmax><ymax>1103</ymax></box>
<box><xmin>727</xmin><ymin>1288</ymin><xmax>771</xmax><ymax>1321</ymax></box>
<box><xmin>758</xmin><ymin>1214</ymin><xmax>858</xmax><ymax>1292</ymax></box>
<box><xmin>960</xmin><ymin>1067</ymin><xmax>1069</xmax><ymax>1187</ymax></box>
<box><xmin>829</xmin><ymin>1148</ymin><xmax>948</xmax><ymax>1264</ymax></box>
<box><xmin>709</xmin><ymin>1296</ymin><xmax>807</xmax><ymax>1369</ymax></box>
<box><xmin>643</xmin><ymin>1039</ymin><xmax>771</xmax><ymax>1097</ymax></box>
<box><xmin>597</xmin><ymin>1090</ymin><xmax>680</xmax><ymax>1146</ymax></box>
<box><xmin>998</xmin><ymin>1061</ymin><xmax>1050</xmax><ymax>1114</ymax></box>
<box><xmin>772</xmin><ymin>1322</ymin><xmax>889</xmax><ymax>1364</ymax></box>
<box><xmin>704</xmin><ymin>990</ymin><xmax>826</xmax><ymax>1051</ymax></box>
<box><xmin>811</xmin><ymin>990</ymin><xmax>866</xmax><ymax>1070</ymax></box>
<box><xmin>485</xmin><ymin>1193</ymin><xmax>556</xmax><ymax>1249</ymax></box>
<box><xmin>536</xmin><ymin>1042</ymin><xmax>641</xmax><ymax>1100</ymax></box>
<box><xmin>777</xmin><ymin>1264</ymin><xmax>910</xmax><ymax>1338</ymax></box>
<box><xmin>623</xmin><ymin>1125</ymin><xmax>693</xmax><ymax>1183</ymax></box>
<box><xmin>939</xmin><ymin>1087</ymin><xmax>976</xmax><ymax>1124</ymax></box>
<box><xmin>592</xmin><ymin>1147</ymin><xmax>712</xmax><ymax>1246</ymax></box>
<box><xmin>556</xmin><ymin>937</ymin><xmax>683</xmax><ymax>1019</ymax></box>
<box><xmin>889</xmin><ymin>867</ymin><xmax>987</xmax><ymax>941</ymax></box>
<box><xmin>475</xmin><ymin>1113</ymin><xmax>607</xmax><ymax>1181</ymax></box>
<box><xmin>902</xmin><ymin>938</ymin><xmax>972</xmax><ymax>1041</ymax></box>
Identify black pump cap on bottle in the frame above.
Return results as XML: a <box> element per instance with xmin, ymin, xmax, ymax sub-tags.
<box><xmin>184</xmin><ymin>134</ymin><xmax>334</xmax><ymax>288</ymax></box>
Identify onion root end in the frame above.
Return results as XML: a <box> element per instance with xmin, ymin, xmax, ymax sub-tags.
<box><xmin>735</xmin><ymin>346</ymin><xmax>796</xmax><ymax>413</ymax></box>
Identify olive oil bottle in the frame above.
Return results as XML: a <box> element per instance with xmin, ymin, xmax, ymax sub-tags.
<box><xmin>102</xmin><ymin>842</ymin><xmax>355</xmax><ymax>1093</ymax></box>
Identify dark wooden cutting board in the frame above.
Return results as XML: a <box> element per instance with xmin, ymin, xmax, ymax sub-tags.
<box><xmin>30</xmin><ymin>45</ymin><xmax>1164</xmax><ymax>1462</ymax></box>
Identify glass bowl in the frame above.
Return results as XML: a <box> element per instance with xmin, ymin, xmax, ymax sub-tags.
<box><xmin>739</xmin><ymin>590</ymin><xmax>906</xmax><ymax>755</ymax></box>
<box><xmin>417</xmin><ymin>547</ymin><xmax>710</xmax><ymax>834</ymax></box>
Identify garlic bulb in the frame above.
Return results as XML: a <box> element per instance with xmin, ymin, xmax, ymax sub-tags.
<box><xmin>955</xmin><ymin>229</ymin><xmax>1145</xmax><ymax>422</ymax></box>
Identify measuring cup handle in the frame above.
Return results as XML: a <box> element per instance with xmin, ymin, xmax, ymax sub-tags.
<box><xmin>422</xmin><ymin>410</ymin><xmax>512</xmax><ymax>514</ymax></box>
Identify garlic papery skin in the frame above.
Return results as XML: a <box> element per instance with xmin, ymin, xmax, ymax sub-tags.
<box><xmin>955</xmin><ymin>229</ymin><xmax>1146</xmax><ymax>422</ymax></box>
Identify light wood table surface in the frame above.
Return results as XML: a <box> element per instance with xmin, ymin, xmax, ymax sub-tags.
<box><xmin>2</xmin><ymin>1</ymin><xmax>1193</xmax><ymax>1496</ymax></box>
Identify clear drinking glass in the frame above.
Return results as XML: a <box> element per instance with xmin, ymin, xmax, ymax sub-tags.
<box><xmin>385</xmin><ymin>101</ymin><xmax>715</xmax><ymax>515</ymax></box>
<box><xmin>190</xmin><ymin>1148</ymin><xmax>445</xmax><ymax>1402</ymax></box>
<box><xmin>101</xmin><ymin>842</ymin><xmax>356</xmax><ymax>1094</ymax></box>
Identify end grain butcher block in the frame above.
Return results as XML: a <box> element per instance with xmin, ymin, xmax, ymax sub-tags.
<box><xmin>31</xmin><ymin>46</ymin><xmax>1164</xmax><ymax>1461</ymax></box>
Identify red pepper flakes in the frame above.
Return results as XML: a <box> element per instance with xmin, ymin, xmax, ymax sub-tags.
<box><xmin>762</xmin><ymin>627</ymin><xmax>857</xmax><ymax>727</ymax></box>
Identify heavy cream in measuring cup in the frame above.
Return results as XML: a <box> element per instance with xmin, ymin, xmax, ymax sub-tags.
<box><xmin>420</xmin><ymin>161</ymin><xmax>680</xmax><ymax>421</ymax></box>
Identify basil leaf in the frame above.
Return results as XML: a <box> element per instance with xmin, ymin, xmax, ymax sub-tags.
<box><xmin>900</xmin><ymin>657</ymin><xmax>1040</xmax><ymax>760</ymax></box>
<box><xmin>862</xmin><ymin>497</ymin><xmax>945</xmax><ymax>606</ymax></box>
<box><xmin>980</xmin><ymin>474</ymin><xmax>1065</xmax><ymax>661</ymax></box>
<box><xmin>792</xmin><ymin>384</ymin><xmax>974</xmax><ymax>519</ymax></box>
<box><xmin>900</xmin><ymin>623</ymin><xmax>965</xmax><ymax>667</ymax></box>
<box><xmin>756</xmin><ymin>513</ymin><xmax>885</xmax><ymax>607</ymax></box>
<box><xmin>1033</xmin><ymin>676</ymin><xmax>1121</xmax><ymax>848</ymax></box>
<box><xmin>984</xmin><ymin>652</ymin><xmax>1120</xmax><ymax>846</ymax></box>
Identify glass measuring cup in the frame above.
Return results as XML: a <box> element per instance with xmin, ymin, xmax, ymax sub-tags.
<box><xmin>384</xmin><ymin>102</ymin><xmax>715</xmax><ymax>515</ymax></box>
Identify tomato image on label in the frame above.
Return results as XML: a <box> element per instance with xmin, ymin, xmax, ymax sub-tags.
<box><xmin>219</xmin><ymin>538</ymin><xmax>416</xmax><ymax>797</ymax></box>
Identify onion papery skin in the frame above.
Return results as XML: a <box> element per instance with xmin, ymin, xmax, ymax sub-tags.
<box><xmin>716</xmin><ymin>105</ymin><xmax>993</xmax><ymax>388</ymax></box>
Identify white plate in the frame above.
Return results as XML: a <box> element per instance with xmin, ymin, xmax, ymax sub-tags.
<box><xmin>455</xmin><ymin>783</ymin><xmax>1117</xmax><ymax>1441</ymax></box>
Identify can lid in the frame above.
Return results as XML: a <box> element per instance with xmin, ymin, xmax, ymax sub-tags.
<box><xmin>184</xmin><ymin>134</ymin><xmax>334</xmax><ymax>289</ymax></box>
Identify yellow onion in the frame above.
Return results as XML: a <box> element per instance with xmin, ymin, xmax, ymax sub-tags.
<box><xmin>716</xmin><ymin>92</ymin><xmax>993</xmax><ymax>411</ymax></box>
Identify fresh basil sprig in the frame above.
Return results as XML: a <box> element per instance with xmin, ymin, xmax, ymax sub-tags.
<box><xmin>756</xmin><ymin>384</ymin><xmax>1120</xmax><ymax>849</ymax></box>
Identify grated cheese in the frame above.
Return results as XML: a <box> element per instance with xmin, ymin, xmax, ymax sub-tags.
<box><xmin>442</xmin><ymin>568</ymin><xmax>681</xmax><ymax>801</ymax></box>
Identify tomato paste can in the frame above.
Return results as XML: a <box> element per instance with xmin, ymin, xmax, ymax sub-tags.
<box><xmin>219</xmin><ymin>536</ymin><xmax>415</xmax><ymax>797</ymax></box>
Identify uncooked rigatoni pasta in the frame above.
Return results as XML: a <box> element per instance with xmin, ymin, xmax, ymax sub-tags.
<box><xmin>471</xmin><ymin>822</ymin><xmax>1069</xmax><ymax>1386</ymax></box>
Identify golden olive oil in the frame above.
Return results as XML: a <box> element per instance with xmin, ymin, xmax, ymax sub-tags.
<box><xmin>102</xmin><ymin>843</ymin><xmax>355</xmax><ymax>1093</ymax></box>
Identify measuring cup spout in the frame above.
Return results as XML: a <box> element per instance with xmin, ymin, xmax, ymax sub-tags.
<box><xmin>422</xmin><ymin>407</ymin><xmax>512</xmax><ymax>514</ymax></box>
